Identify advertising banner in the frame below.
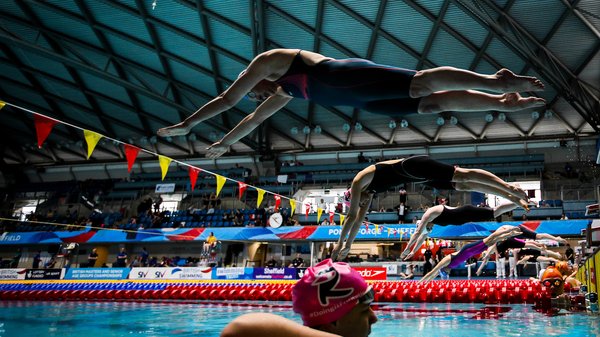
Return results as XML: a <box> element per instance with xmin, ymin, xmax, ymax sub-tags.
<box><xmin>129</xmin><ymin>267</ymin><xmax>213</xmax><ymax>280</ymax></box>
<box><xmin>352</xmin><ymin>267</ymin><xmax>387</xmax><ymax>280</ymax></box>
<box><xmin>253</xmin><ymin>267</ymin><xmax>297</xmax><ymax>280</ymax></box>
<box><xmin>0</xmin><ymin>269</ymin><xmax>27</xmax><ymax>280</ymax></box>
<box><xmin>24</xmin><ymin>269</ymin><xmax>62</xmax><ymax>280</ymax></box>
<box><xmin>212</xmin><ymin>267</ymin><xmax>254</xmax><ymax>280</ymax></box>
<box><xmin>64</xmin><ymin>268</ymin><xmax>130</xmax><ymax>280</ymax></box>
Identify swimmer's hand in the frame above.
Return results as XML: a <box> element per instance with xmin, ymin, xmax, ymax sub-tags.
<box><xmin>157</xmin><ymin>122</ymin><xmax>191</xmax><ymax>137</ymax></box>
<box><xmin>206</xmin><ymin>142</ymin><xmax>228</xmax><ymax>159</ymax></box>
<box><xmin>403</xmin><ymin>252</ymin><xmax>415</xmax><ymax>261</ymax></box>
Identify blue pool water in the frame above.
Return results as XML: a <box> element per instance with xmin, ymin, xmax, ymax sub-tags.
<box><xmin>1</xmin><ymin>301</ymin><xmax>598</xmax><ymax>337</ymax></box>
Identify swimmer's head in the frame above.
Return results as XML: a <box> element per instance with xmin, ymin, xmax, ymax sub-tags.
<box><xmin>343</xmin><ymin>189</ymin><xmax>351</xmax><ymax>207</ymax></box>
<box><xmin>541</xmin><ymin>266</ymin><xmax>564</xmax><ymax>297</ymax></box>
<box><xmin>555</xmin><ymin>261</ymin><xmax>570</xmax><ymax>276</ymax></box>
<box><xmin>292</xmin><ymin>259</ymin><xmax>374</xmax><ymax>328</ymax></box>
<box><xmin>237</xmin><ymin>69</ymin><xmax>276</xmax><ymax>102</ymax></box>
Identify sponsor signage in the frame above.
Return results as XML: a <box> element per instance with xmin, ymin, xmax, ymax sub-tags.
<box><xmin>64</xmin><ymin>268</ymin><xmax>129</xmax><ymax>280</ymax></box>
<box><xmin>213</xmin><ymin>267</ymin><xmax>254</xmax><ymax>280</ymax></box>
<box><xmin>319</xmin><ymin>226</ymin><xmax>417</xmax><ymax>240</ymax></box>
<box><xmin>0</xmin><ymin>269</ymin><xmax>26</xmax><ymax>280</ymax></box>
<box><xmin>24</xmin><ymin>269</ymin><xmax>62</xmax><ymax>280</ymax></box>
<box><xmin>253</xmin><ymin>267</ymin><xmax>297</xmax><ymax>280</ymax></box>
<box><xmin>352</xmin><ymin>267</ymin><xmax>387</xmax><ymax>280</ymax></box>
<box><xmin>155</xmin><ymin>183</ymin><xmax>176</xmax><ymax>193</ymax></box>
<box><xmin>295</xmin><ymin>267</ymin><xmax>308</xmax><ymax>280</ymax></box>
<box><xmin>129</xmin><ymin>267</ymin><xmax>213</xmax><ymax>280</ymax></box>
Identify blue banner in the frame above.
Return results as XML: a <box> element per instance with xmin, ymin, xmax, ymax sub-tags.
<box><xmin>64</xmin><ymin>268</ymin><xmax>130</xmax><ymax>280</ymax></box>
<box><xmin>253</xmin><ymin>268</ymin><xmax>297</xmax><ymax>280</ymax></box>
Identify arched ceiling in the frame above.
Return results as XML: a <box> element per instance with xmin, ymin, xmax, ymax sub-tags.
<box><xmin>0</xmin><ymin>0</ymin><xmax>598</xmax><ymax>167</ymax></box>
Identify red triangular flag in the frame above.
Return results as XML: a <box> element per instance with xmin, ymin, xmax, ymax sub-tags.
<box><xmin>274</xmin><ymin>195</ymin><xmax>281</xmax><ymax>212</ymax></box>
<box><xmin>188</xmin><ymin>167</ymin><xmax>201</xmax><ymax>191</ymax></box>
<box><xmin>238</xmin><ymin>182</ymin><xmax>247</xmax><ymax>199</ymax></box>
<box><xmin>124</xmin><ymin>144</ymin><xmax>141</xmax><ymax>173</ymax></box>
<box><xmin>305</xmin><ymin>203</ymin><xmax>311</xmax><ymax>219</ymax></box>
<box><xmin>33</xmin><ymin>114</ymin><xmax>58</xmax><ymax>148</ymax></box>
<box><xmin>329</xmin><ymin>211</ymin><xmax>334</xmax><ymax>223</ymax></box>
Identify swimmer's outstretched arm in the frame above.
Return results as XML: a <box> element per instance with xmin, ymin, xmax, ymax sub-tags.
<box><xmin>207</xmin><ymin>93</ymin><xmax>293</xmax><ymax>158</ymax></box>
<box><xmin>157</xmin><ymin>58</ymin><xmax>274</xmax><ymax>137</ymax></box>
<box><xmin>401</xmin><ymin>205</ymin><xmax>443</xmax><ymax>260</ymax></box>
<box><xmin>476</xmin><ymin>244</ymin><xmax>496</xmax><ymax>276</ymax></box>
<box><xmin>419</xmin><ymin>255</ymin><xmax>452</xmax><ymax>283</ymax></box>
<box><xmin>221</xmin><ymin>313</ymin><xmax>339</xmax><ymax>337</ymax></box>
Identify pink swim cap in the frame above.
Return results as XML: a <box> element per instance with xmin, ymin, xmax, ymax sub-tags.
<box><xmin>292</xmin><ymin>259</ymin><xmax>370</xmax><ymax>327</ymax></box>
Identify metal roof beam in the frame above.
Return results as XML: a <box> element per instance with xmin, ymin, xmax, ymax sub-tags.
<box><xmin>417</xmin><ymin>0</ymin><xmax>450</xmax><ymax>70</ymax></box>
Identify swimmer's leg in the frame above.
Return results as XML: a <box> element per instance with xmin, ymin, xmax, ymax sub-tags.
<box><xmin>417</xmin><ymin>91</ymin><xmax>546</xmax><ymax>114</ymax></box>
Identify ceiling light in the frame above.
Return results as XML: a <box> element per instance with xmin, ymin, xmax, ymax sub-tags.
<box><xmin>355</xmin><ymin>122</ymin><xmax>363</xmax><ymax>131</ymax></box>
<box><xmin>544</xmin><ymin>110</ymin><xmax>553</xmax><ymax>119</ymax></box>
<box><xmin>314</xmin><ymin>125</ymin><xmax>322</xmax><ymax>134</ymax></box>
<box><xmin>498</xmin><ymin>113</ymin><xmax>506</xmax><ymax>121</ymax></box>
<box><xmin>531</xmin><ymin>111</ymin><xmax>540</xmax><ymax>120</ymax></box>
<box><xmin>388</xmin><ymin>120</ymin><xmax>396</xmax><ymax>129</ymax></box>
<box><xmin>187</xmin><ymin>134</ymin><xmax>196</xmax><ymax>142</ymax></box>
<box><xmin>303</xmin><ymin>126</ymin><xmax>311</xmax><ymax>134</ymax></box>
<box><xmin>400</xmin><ymin>119</ymin><xmax>409</xmax><ymax>128</ymax></box>
<box><xmin>290</xmin><ymin>127</ymin><xmax>298</xmax><ymax>135</ymax></box>
<box><xmin>450</xmin><ymin>116</ymin><xmax>458</xmax><ymax>125</ymax></box>
<box><xmin>342</xmin><ymin>123</ymin><xmax>351</xmax><ymax>132</ymax></box>
<box><xmin>436</xmin><ymin>117</ymin><xmax>445</xmax><ymax>126</ymax></box>
<box><xmin>485</xmin><ymin>113</ymin><xmax>494</xmax><ymax>123</ymax></box>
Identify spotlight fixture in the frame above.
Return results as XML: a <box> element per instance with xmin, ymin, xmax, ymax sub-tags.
<box><xmin>355</xmin><ymin>122</ymin><xmax>363</xmax><ymax>131</ymax></box>
<box><xmin>531</xmin><ymin>111</ymin><xmax>540</xmax><ymax>120</ymax></box>
<box><xmin>314</xmin><ymin>125</ymin><xmax>322</xmax><ymax>134</ymax></box>
<box><xmin>302</xmin><ymin>126</ymin><xmax>311</xmax><ymax>135</ymax></box>
<box><xmin>388</xmin><ymin>120</ymin><xmax>397</xmax><ymax>129</ymax></box>
<box><xmin>544</xmin><ymin>110</ymin><xmax>553</xmax><ymax>119</ymax></box>
<box><xmin>450</xmin><ymin>116</ymin><xmax>458</xmax><ymax>125</ymax></box>
<box><xmin>400</xmin><ymin>119</ymin><xmax>409</xmax><ymax>128</ymax></box>
<box><xmin>290</xmin><ymin>127</ymin><xmax>298</xmax><ymax>135</ymax></box>
<box><xmin>498</xmin><ymin>113</ymin><xmax>506</xmax><ymax>121</ymax></box>
<box><xmin>342</xmin><ymin>123</ymin><xmax>351</xmax><ymax>132</ymax></box>
<box><xmin>485</xmin><ymin>113</ymin><xmax>494</xmax><ymax>123</ymax></box>
<box><xmin>436</xmin><ymin>117</ymin><xmax>445</xmax><ymax>126</ymax></box>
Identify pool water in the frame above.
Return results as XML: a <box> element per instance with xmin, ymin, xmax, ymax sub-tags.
<box><xmin>1</xmin><ymin>301</ymin><xmax>597</xmax><ymax>337</ymax></box>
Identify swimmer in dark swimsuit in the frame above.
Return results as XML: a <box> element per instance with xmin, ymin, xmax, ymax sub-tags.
<box><xmin>419</xmin><ymin>225</ymin><xmax>523</xmax><ymax>283</ymax></box>
<box><xmin>400</xmin><ymin>200</ymin><xmax>518</xmax><ymax>261</ymax></box>
<box><xmin>156</xmin><ymin>49</ymin><xmax>546</xmax><ymax>158</ymax></box>
<box><xmin>331</xmin><ymin>155</ymin><xmax>530</xmax><ymax>261</ymax></box>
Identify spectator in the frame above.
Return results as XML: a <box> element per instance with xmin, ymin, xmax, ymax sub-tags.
<box><xmin>423</xmin><ymin>247</ymin><xmax>433</xmax><ymax>276</ymax></box>
<box><xmin>10</xmin><ymin>248</ymin><xmax>21</xmax><ymax>268</ymax></box>
<box><xmin>289</xmin><ymin>253</ymin><xmax>304</xmax><ymax>268</ymax></box>
<box><xmin>88</xmin><ymin>248</ymin><xmax>98</xmax><ymax>267</ymax></box>
<box><xmin>358</xmin><ymin>152</ymin><xmax>368</xmax><ymax>163</ymax></box>
<box><xmin>115</xmin><ymin>248</ymin><xmax>128</xmax><ymax>267</ymax></box>
<box><xmin>266</xmin><ymin>256</ymin><xmax>278</xmax><ymax>268</ymax></box>
<box><xmin>154</xmin><ymin>196</ymin><xmax>163</xmax><ymax>213</ymax></box>
<box><xmin>400</xmin><ymin>265</ymin><xmax>415</xmax><ymax>279</ymax></box>
<box><xmin>32</xmin><ymin>251</ymin><xmax>42</xmax><ymax>269</ymax></box>
<box><xmin>140</xmin><ymin>247</ymin><xmax>149</xmax><ymax>267</ymax></box>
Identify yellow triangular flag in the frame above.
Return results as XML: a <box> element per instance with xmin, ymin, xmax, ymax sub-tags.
<box><xmin>375</xmin><ymin>224</ymin><xmax>379</xmax><ymax>232</ymax></box>
<box><xmin>290</xmin><ymin>199</ymin><xmax>296</xmax><ymax>216</ymax></box>
<box><xmin>340</xmin><ymin>214</ymin><xmax>345</xmax><ymax>226</ymax></box>
<box><xmin>158</xmin><ymin>155</ymin><xmax>172</xmax><ymax>180</ymax></box>
<box><xmin>257</xmin><ymin>189</ymin><xmax>266</xmax><ymax>208</ymax></box>
<box><xmin>215</xmin><ymin>175</ymin><xmax>226</xmax><ymax>197</ymax></box>
<box><xmin>317</xmin><ymin>207</ymin><xmax>323</xmax><ymax>223</ymax></box>
<box><xmin>0</xmin><ymin>100</ymin><xmax>5</xmax><ymax>110</ymax></box>
<box><xmin>83</xmin><ymin>130</ymin><xmax>103</xmax><ymax>159</ymax></box>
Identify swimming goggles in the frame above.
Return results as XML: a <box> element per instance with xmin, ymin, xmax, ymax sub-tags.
<box><xmin>358</xmin><ymin>286</ymin><xmax>375</xmax><ymax>304</ymax></box>
<box><xmin>542</xmin><ymin>278</ymin><xmax>563</xmax><ymax>287</ymax></box>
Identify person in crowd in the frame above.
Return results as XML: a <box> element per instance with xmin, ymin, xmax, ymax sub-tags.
<box><xmin>332</xmin><ymin>155</ymin><xmax>529</xmax><ymax>261</ymax></box>
<box><xmin>564</xmin><ymin>243</ymin><xmax>574</xmax><ymax>264</ymax></box>
<box><xmin>423</xmin><ymin>246</ymin><xmax>433</xmax><ymax>276</ymax></box>
<box><xmin>115</xmin><ymin>248</ymin><xmax>128</xmax><ymax>267</ymax></box>
<box><xmin>420</xmin><ymin>226</ymin><xmax>523</xmax><ymax>282</ymax></box>
<box><xmin>32</xmin><ymin>250</ymin><xmax>42</xmax><ymax>269</ymax></box>
<box><xmin>289</xmin><ymin>253</ymin><xmax>305</xmax><ymax>268</ymax></box>
<box><xmin>140</xmin><ymin>247</ymin><xmax>149</xmax><ymax>267</ymax></box>
<box><xmin>220</xmin><ymin>259</ymin><xmax>377</xmax><ymax>337</ymax></box>
<box><xmin>266</xmin><ymin>256</ymin><xmax>278</xmax><ymax>268</ymax></box>
<box><xmin>401</xmin><ymin>201</ymin><xmax>518</xmax><ymax>260</ymax></box>
<box><xmin>157</xmin><ymin>48</ymin><xmax>545</xmax><ymax>159</ymax></box>
<box><xmin>88</xmin><ymin>248</ymin><xmax>98</xmax><ymax>267</ymax></box>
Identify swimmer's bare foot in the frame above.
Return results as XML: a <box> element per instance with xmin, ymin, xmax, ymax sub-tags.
<box><xmin>501</xmin><ymin>93</ymin><xmax>546</xmax><ymax>111</ymax></box>
<box><xmin>496</xmin><ymin>68</ymin><xmax>545</xmax><ymax>92</ymax></box>
<box><xmin>157</xmin><ymin>123</ymin><xmax>191</xmax><ymax>137</ymax></box>
<box><xmin>508</xmin><ymin>183</ymin><xmax>528</xmax><ymax>201</ymax></box>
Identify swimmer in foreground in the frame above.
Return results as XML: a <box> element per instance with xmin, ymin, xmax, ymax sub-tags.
<box><xmin>157</xmin><ymin>48</ymin><xmax>545</xmax><ymax>158</ymax></box>
<box><xmin>419</xmin><ymin>225</ymin><xmax>523</xmax><ymax>283</ymax></box>
<box><xmin>220</xmin><ymin>259</ymin><xmax>377</xmax><ymax>337</ymax></box>
<box><xmin>401</xmin><ymin>200</ymin><xmax>518</xmax><ymax>260</ymax></box>
<box><xmin>332</xmin><ymin>155</ymin><xmax>529</xmax><ymax>261</ymax></box>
